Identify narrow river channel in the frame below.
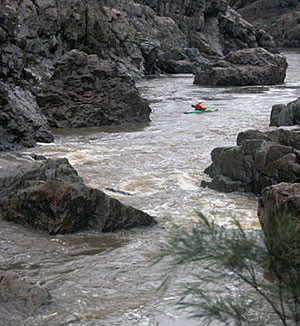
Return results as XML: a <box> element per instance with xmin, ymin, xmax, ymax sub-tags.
<box><xmin>1</xmin><ymin>49</ymin><xmax>300</xmax><ymax>326</ymax></box>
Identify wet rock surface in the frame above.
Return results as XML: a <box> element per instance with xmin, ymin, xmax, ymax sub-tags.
<box><xmin>202</xmin><ymin>128</ymin><xmax>300</xmax><ymax>194</ymax></box>
<box><xmin>194</xmin><ymin>47</ymin><xmax>287</xmax><ymax>86</ymax></box>
<box><xmin>0</xmin><ymin>154</ymin><xmax>156</xmax><ymax>234</ymax></box>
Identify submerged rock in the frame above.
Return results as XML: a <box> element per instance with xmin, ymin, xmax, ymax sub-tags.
<box><xmin>37</xmin><ymin>50</ymin><xmax>151</xmax><ymax>128</ymax></box>
<box><xmin>0</xmin><ymin>154</ymin><xmax>156</xmax><ymax>234</ymax></box>
<box><xmin>202</xmin><ymin>128</ymin><xmax>300</xmax><ymax>194</ymax></box>
<box><xmin>194</xmin><ymin>47</ymin><xmax>287</xmax><ymax>86</ymax></box>
<box><xmin>0</xmin><ymin>274</ymin><xmax>51</xmax><ymax>318</ymax></box>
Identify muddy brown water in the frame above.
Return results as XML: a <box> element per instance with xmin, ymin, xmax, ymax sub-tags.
<box><xmin>1</xmin><ymin>49</ymin><xmax>300</xmax><ymax>325</ymax></box>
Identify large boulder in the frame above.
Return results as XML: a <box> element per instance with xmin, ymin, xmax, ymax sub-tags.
<box><xmin>0</xmin><ymin>154</ymin><xmax>156</xmax><ymax>234</ymax></box>
<box><xmin>37</xmin><ymin>50</ymin><xmax>151</xmax><ymax>128</ymax></box>
<box><xmin>0</xmin><ymin>81</ymin><xmax>54</xmax><ymax>151</ymax></box>
<box><xmin>194</xmin><ymin>47</ymin><xmax>287</xmax><ymax>86</ymax></box>
<box><xmin>270</xmin><ymin>97</ymin><xmax>300</xmax><ymax>127</ymax></box>
<box><xmin>202</xmin><ymin>128</ymin><xmax>300</xmax><ymax>194</ymax></box>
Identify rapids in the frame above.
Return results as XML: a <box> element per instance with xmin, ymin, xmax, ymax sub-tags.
<box><xmin>1</xmin><ymin>49</ymin><xmax>300</xmax><ymax>325</ymax></box>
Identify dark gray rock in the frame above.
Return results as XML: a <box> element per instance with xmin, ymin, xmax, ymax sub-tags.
<box><xmin>0</xmin><ymin>81</ymin><xmax>54</xmax><ymax>151</ymax></box>
<box><xmin>258</xmin><ymin>182</ymin><xmax>300</xmax><ymax>239</ymax></box>
<box><xmin>0</xmin><ymin>154</ymin><xmax>156</xmax><ymax>234</ymax></box>
<box><xmin>194</xmin><ymin>47</ymin><xmax>287</xmax><ymax>86</ymax></box>
<box><xmin>202</xmin><ymin>128</ymin><xmax>300</xmax><ymax>194</ymax></box>
<box><xmin>228</xmin><ymin>0</ymin><xmax>300</xmax><ymax>48</ymax></box>
<box><xmin>1</xmin><ymin>0</ymin><xmax>277</xmax><ymax>84</ymax></box>
<box><xmin>134</xmin><ymin>0</ymin><xmax>276</xmax><ymax>56</ymax></box>
<box><xmin>156</xmin><ymin>48</ymin><xmax>209</xmax><ymax>73</ymax></box>
<box><xmin>37</xmin><ymin>50</ymin><xmax>151</xmax><ymax>128</ymax></box>
<box><xmin>202</xmin><ymin>175</ymin><xmax>246</xmax><ymax>193</ymax></box>
<box><xmin>0</xmin><ymin>0</ymin><xmax>280</xmax><ymax>152</ymax></box>
<box><xmin>257</xmin><ymin>181</ymin><xmax>300</xmax><ymax>267</ymax></box>
<box><xmin>270</xmin><ymin>97</ymin><xmax>300</xmax><ymax>127</ymax></box>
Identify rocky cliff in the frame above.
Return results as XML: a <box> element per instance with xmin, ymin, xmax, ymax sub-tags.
<box><xmin>0</xmin><ymin>0</ymin><xmax>277</xmax><ymax>151</ymax></box>
<box><xmin>228</xmin><ymin>0</ymin><xmax>300</xmax><ymax>47</ymax></box>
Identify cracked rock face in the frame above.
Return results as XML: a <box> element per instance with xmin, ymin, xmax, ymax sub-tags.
<box><xmin>0</xmin><ymin>81</ymin><xmax>54</xmax><ymax>151</ymax></box>
<box><xmin>228</xmin><ymin>0</ymin><xmax>300</xmax><ymax>47</ymax></box>
<box><xmin>36</xmin><ymin>50</ymin><xmax>151</xmax><ymax>128</ymax></box>
<box><xmin>202</xmin><ymin>127</ymin><xmax>300</xmax><ymax>194</ymax></box>
<box><xmin>0</xmin><ymin>0</ymin><xmax>278</xmax><ymax>151</ymax></box>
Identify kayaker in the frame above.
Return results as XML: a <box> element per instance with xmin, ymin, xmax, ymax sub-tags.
<box><xmin>191</xmin><ymin>102</ymin><xmax>205</xmax><ymax>111</ymax></box>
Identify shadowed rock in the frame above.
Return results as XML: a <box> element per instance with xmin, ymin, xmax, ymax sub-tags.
<box><xmin>0</xmin><ymin>154</ymin><xmax>156</xmax><ymax>234</ymax></box>
<box><xmin>258</xmin><ymin>182</ymin><xmax>300</xmax><ymax>237</ymax></box>
<box><xmin>0</xmin><ymin>82</ymin><xmax>54</xmax><ymax>151</ymax></box>
<box><xmin>202</xmin><ymin>128</ymin><xmax>300</xmax><ymax>194</ymax></box>
<box><xmin>228</xmin><ymin>0</ymin><xmax>300</xmax><ymax>48</ymax></box>
<box><xmin>37</xmin><ymin>50</ymin><xmax>151</xmax><ymax>128</ymax></box>
<box><xmin>270</xmin><ymin>97</ymin><xmax>300</xmax><ymax>127</ymax></box>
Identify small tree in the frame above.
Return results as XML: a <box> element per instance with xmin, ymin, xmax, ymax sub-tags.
<box><xmin>154</xmin><ymin>212</ymin><xmax>300</xmax><ymax>326</ymax></box>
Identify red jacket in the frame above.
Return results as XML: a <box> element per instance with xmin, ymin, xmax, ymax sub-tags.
<box><xmin>195</xmin><ymin>103</ymin><xmax>204</xmax><ymax>111</ymax></box>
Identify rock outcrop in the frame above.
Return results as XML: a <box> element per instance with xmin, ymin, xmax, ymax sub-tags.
<box><xmin>257</xmin><ymin>182</ymin><xmax>300</xmax><ymax>268</ymax></box>
<box><xmin>228</xmin><ymin>0</ymin><xmax>300</xmax><ymax>47</ymax></box>
<box><xmin>258</xmin><ymin>182</ymin><xmax>300</xmax><ymax>237</ymax></box>
<box><xmin>194</xmin><ymin>47</ymin><xmax>287</xmax><ymax>86</ymax></box>
<box><xmin>134</xmin><ymin>0</ymin><xmax>276</xmax><ymax>56</ymax></box>
<box><xmin>0</xmin><ymin>82</ymin><xmax>53</xmax><ymax>151</ymax></box>
<box><xmin>0</xmin><ymin>0</ymin><xmax>279</xmax><ymax>151</ymax></box>
<box><xmin>0</xmin><ymin>154</ymin><xmax>156</xmax><ymax>234</ymax></box>
<box><xmin>37</xmin><ymin>50</ymin><xmax>151</xmax><ymax>128</ymax></box>
<box><xmin>0</xmin><ymin>0</ymin><xmax>277</xmax><ymax>83</ymax></box>
<box><xmin>270</xmin><ymin>97</ymin><xmax>300</xmax><ymax>127</ymax></box>
<box><xmin>202</xmin><ymin>128</ymin><xmax>300</xmax><ymax>194</ymax></box>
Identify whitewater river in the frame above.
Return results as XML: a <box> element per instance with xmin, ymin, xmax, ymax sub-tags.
<box><xmin>1</xmin><ymin>49</ymin><xmax>300</xmax><ymax>326</ymax></box>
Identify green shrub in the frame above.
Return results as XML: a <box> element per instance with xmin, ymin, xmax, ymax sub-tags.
<box><xmin>154</xmin><ymin>213</ymin><xmax>300</xmax><ymax>325</ymax></box>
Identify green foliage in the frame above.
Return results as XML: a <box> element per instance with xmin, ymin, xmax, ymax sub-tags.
<box><xmin>154</xmin><ymin>212</ymin><xmax>300</xmax><ymax>326</ymax></box>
